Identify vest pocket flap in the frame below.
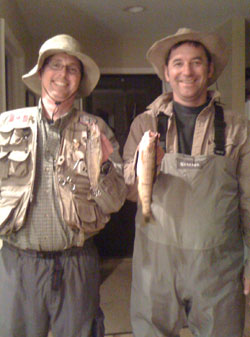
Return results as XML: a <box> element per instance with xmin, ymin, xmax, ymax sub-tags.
<box><xmin>0</xmin><ymin>190</ymin><xmax>22</xmax><ymax>228</ymax></box>
<box><xmin>8</xmin><ymin>150</ymin><xmax>30</xmax><ymax>162</ymax></box>
<box><xmin>0</xmin><ymin>205</ymin><xmax>15</xmax><ymax>228</ymax></box>
<box><xmin>74</xmin><ymin>196</ymin><xmax>109</xmax><ymax>234</ymax></box>
<box><xmin>10</xmin><ymin>128</ymin><xmax>31</xmax><ymax>145</ymax></box>
<box><xmin>0</xmin><ymin>151</ymin><xmax>8</xmax><ymax>159</ymax></box>
<box><xmin>0</xmin><ymin>149</ymin><xmax>30</xmax><ymax>179</ymax></box>
<box><xmin>0</xmin><ymin>189</ymin><xmax>27</xmax><ymax>234</ymax></box>
<box><xmin>0</xmin><ymin>130</ymin><xmax>12</xmax><ymax>146</ymax></box>
<box><xmin>0</xmin><ymin>128</ymin><xmax>32</xmax><ymax>153</ymax></box>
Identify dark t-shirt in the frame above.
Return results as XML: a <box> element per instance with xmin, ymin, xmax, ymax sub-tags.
<box><xmin>173</xmin><ymin>100</ymin><xmax>209</xmax><ymax>155</ymax></box>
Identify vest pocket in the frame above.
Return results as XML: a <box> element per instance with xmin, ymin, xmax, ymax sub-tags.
<box><xmin>0</xmin><ymin>188</ymin><xmax>26</xmax><ymax>234</ymax></box>
<box><xmin>0</xmin><ymin>125</ymin><xmax>34</xmax><ymax>234</ymax></box>
<box><xmin>0</xmin><ymin>127</ymin><xmax>31</xmax><ymax>179</ymax></box>
<box><xmin>74</xmin><ymin>198</ymin><xmax>97</xmax><ymax>223</ymax></box>
<box><xmin>71</xmin><ymin>191</ymin><xmax>109</xmax><ymax>234</ymax></box>
<box><xmin>57</xmin><ymin>175</ymin><xmax>109</xmax><ymax>234</ymax></box>
<box><xmin>0</xmin><ymin>148</ymin><xmax>31</xmax><ymax>179</ymax></box>
<box><xmin>8</xmin><ymin>151</ymin><xmax>30</xmax><ymax>177</ymax></box>
<box><xmin>0</xmin><ymin>130</ymin><xmax>12</xmax><ymax>145</ymax></box>
<box><xmin>74</xmin><ymin>197</ymin><xmax>106</xmax><ymax>233</ymax></box>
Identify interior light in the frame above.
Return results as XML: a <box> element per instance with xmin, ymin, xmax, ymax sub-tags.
<box><xmin>123</xmin><ymin>6</ymin><xmax>145</xmax><ymax>13</ymax></box>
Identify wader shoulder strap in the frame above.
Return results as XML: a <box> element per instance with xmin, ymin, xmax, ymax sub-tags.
<box><xmin>157</xmin><ymin>105</ymin><xmax>226</xmax><ymax>156</ymax></box>
<box><xmin>214</xmin><ymin>104</ymin><xmax>226</xmax><ymax>156</ymax></box>
<box><xmin>157</xmin><ymin>112</ymin><xmax>169</xmax><ymax>151</ymax></box>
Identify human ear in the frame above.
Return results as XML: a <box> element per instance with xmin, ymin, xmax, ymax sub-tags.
<box><xmin>164</xmin><ymin>65</ymin><xmax>170</xmax><ymax>82</ymax></box>
<box><xmin>208</xmin><ymin>62</ymin><xmax>214</xmax><ymax>79</ymax></box>
<box><xmin>38</xmin><ymin>69</ymin><xmax>42</xmax><ymax>80</ymax></box>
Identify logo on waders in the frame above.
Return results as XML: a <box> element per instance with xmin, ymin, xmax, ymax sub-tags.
<box><xmin>177</xmin><ymin>157</ymin><xmax>207</xmax><ymax>169</ymax></box>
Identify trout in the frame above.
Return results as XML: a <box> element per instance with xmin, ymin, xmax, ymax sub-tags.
<box><xmin>136</xmin><ymin>131</ymin><xmax>157</xmax><ymax>223</ymax></box>
<box><xmin>86</xmin><ymin>122</ymin><xmax>102</xmax><ymax>197</ymax></box>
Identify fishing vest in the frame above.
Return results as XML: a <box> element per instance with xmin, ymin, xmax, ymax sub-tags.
<box><xmin>0</xmin><ymin>107</ymin><xmax>110</xmax><ymax>236</ymax></box>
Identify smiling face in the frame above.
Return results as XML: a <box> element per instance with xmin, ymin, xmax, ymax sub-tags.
<box><xmin>40</xmin><ymin>53</ymin><xmax>82</xmax><ymax>103</ymax></box>
<box><xmin>164</xmin><ymin>43</ymin><xmax>214</xmax><ymax>107</ymax></box>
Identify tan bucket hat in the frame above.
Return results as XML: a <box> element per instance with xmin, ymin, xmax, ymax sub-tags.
<box><xmin>22</xmin><ymin>34</ymin><xmax>100</xmax><ymax>97</ymax></box>
<box><xmin>146</xmin><ymin>27</ymin><xmax>229</xmax><ymax>87</ymax></box>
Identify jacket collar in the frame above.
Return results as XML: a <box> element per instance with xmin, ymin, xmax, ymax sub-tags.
<box><xmin>147</xmin><ymin>90</ymin><xmax>221</xmax><ymax>116</ymax></box>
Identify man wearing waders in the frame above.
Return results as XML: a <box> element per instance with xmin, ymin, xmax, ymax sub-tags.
<box><xmin>123</xmin><ymin>28</ymin><xmax>250</xmax><ymax>337</ymax></box>
<box><xmin>0</xmin><ymin>34</ymin><xmax>127</xmax><ymax>337</ymax></box>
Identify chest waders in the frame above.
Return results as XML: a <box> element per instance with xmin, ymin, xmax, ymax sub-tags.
<box><xmin>131</xmin><ymin>105</ymin><xmax>245</xmax><ymax>337</ymax></box>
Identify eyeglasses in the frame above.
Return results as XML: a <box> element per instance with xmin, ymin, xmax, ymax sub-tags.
<box><xmin>47</xmin><ymin>60</ymin><xmax>81</xmax><ymax>75</ymax></box>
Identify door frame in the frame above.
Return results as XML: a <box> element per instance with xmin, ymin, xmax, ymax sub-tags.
<box><xmin>0</xmin><ymin>19</ymin><xmax>25</xmax><ymax>113</ymax></box>
<box><xmin>0</xmin><ymin>18</ymin><xmax>5</xmax><ymax>112</ymax></box>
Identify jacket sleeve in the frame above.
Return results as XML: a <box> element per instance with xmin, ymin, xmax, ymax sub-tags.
<box><xmin>91</xmin><ymin>118</ymin><xmax>127</xmax><ymax>214</ymax></box>
<box><xmin>238</xmin><ymin>122</ymin><xmax>250</xmax><ymax>278</ymax></box>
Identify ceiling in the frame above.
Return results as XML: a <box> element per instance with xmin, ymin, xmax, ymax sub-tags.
<box><xmin>14</xmin><ymin>0</ymin><xmax>250</xmax><ymax>48</ymax></box>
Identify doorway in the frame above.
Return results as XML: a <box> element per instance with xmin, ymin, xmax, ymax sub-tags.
<box><xmin>0</xmin><ymin>19</ymin><xmax>25</xmax><ymax>113</ymax></box>
<box><xmin>87</xmin><ymin>74</ymin><xmax>162</xmax><ymax>257</ymax></box>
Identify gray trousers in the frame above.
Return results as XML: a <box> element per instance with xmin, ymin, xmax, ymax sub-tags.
<box><xmin>0</xmin><ymin>239</ymin><xmax>101</xmax><ymax>337</ymax></box>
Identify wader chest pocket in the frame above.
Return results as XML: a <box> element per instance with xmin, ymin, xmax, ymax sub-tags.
<box><xmin>0</xmin><ymin>127</ymin><xmax>31</xmax><ymax>179</ymax></box>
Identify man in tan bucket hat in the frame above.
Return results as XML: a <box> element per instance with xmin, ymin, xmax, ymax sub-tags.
<box><xmin>0</xmin><ymin>34</ymin><xmax>126</xmax><ymax>337</ymax></box>
<box><xmin>123</xmin><ymin>28</ymin><xmax>250</xmax><ymax>336</ymax></box>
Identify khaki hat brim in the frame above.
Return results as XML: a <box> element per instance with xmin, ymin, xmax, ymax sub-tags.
<box><xmin>146</xmin><ymin>28</ymin><xmax>229</xmax><ymax>87</ymax></box>
<box><xmin>22</xmin><ymin>45</ymin><xmax>100</xmax><ymax>97</ymax></box>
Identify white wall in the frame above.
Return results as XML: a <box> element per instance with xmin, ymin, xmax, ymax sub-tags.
<box><xmin>246</xmin><ymin>21</ymin><xmax>250</xmax><ymax>68</ymax></box>
<box><xmin>0</xmin><ymin>0</ymin><xmax>33</xmax><ymax>110</ymax></box>
<box><xmin>0</xmin><ymin>0</ymin><xmax>247</xmax><ymax>114</ymax></box>
<box><xmin>0</xmin><ymin>0</ymin><xmax>31</xmax><ymax>59</ymax></box>
<box><xmin>0</xmin><ymin>18</ymin><xmax>6</xmax><ymax>112</ymax></box>
<box><xmin>212</xmin><ymin>17</ymin><xmax>245</xmax><ymax>115</ymax></box>
<box><xmin>231</xmin><ymin>18</ymin><xmax>245</xmax><ymax>115</ymax></box>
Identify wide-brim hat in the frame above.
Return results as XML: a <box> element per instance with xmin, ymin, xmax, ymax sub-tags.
<box><xmin>147</xmin><ymin>27</ymin><xmax>229</xmax><ymax>87</ymax></box>
<box><xmin>22</xmin><ymin>34</ymin><xmax>100</xmax><ymax>97</ymax></box>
